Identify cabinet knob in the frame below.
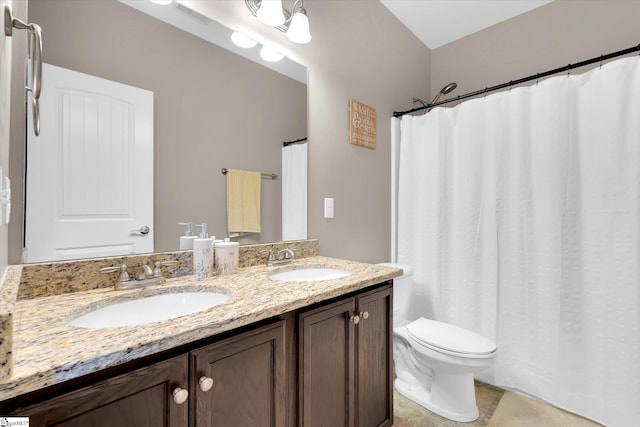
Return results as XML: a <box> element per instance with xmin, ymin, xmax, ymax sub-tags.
<box><xmin>360</xmin><ymin>311</ymin><xmax>369</xmax><ymax>320</ymax></box>
<box><xmin>349</xmin><ymin>314</ymin><xmax>360</xmax><ymax>325</ymax></box>
<box><xmin>172</xmin><ymin>387</ymin><xmax>189</xmax><ymax>404</ymax></box>
<box><xmin>199</xmin><ymin>376</ymin><xmax>214</xmax><ymax>392</ymax></box>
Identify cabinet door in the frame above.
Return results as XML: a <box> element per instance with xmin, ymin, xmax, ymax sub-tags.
<box><xmin>299</xmin><ymin>298</ymin><xmax>356</xmax><ymax>427</ymax></box>
<box><xmin>356</xmin><ymin>286</ymin><xmax>393</xmax><ymax>427</ymax></box>
<box><xmin>13</xmin><ymin>355</ymin><xmax>189</xmax><ymax>427</ymax></box>
<box><xmin>190</xmin><ymin>321</ymin><xmax>286</xmax><ymax>427</ymax></box>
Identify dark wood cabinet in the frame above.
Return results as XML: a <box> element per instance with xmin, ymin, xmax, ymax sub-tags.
<box><xmin>13</xmin><ymin>354</ymin><xmax>189</xmax><ymax>427</ymax></box>
<box><xmin>8</xmin><ymin>322</ymin><xmax>287</xmax><ymax>427</ymax></box>
<box><xmin>299</xmin><ymin>298</ymin><xmax>357</xmax><ymax>427</ymax></box>
<box><xmin>356</xmin><ymin>286</ymin><xmax>393</xmax><ymax>427</ymax></box>
<box><xmin>190</xmin><ymin>320</ymin><xmax>286</xmax><ymax>427</ymax></box>
<box><xmin>298</xmin><ymin>284</ymin><xmax>393</xmax><ymax>427</ymax></box>
<box><xmin>2</xmin><ymin>282</ymin><xmax>392</xmax><ymax>427</ymax></box>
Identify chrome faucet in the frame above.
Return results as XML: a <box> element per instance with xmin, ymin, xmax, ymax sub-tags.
<box><xmin>136</xmin><ymin>263</ymin><xmax>154</xmax><ymax>280</ymax></box>
<box><xmin>100</xmin><ymin>260</ymin><xmax>178</xmax><ymax>290</ymax></box>
<box><xmin>276</xmin><ymin>247</ymin><xmax>295</xmax><ymax>262</ymax></box>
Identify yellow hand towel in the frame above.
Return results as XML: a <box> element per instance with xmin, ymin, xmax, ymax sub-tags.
<box><xmin>226</xmin><ymin>169</ymin><xmax>261</xmax><ymax>237</ymax></box>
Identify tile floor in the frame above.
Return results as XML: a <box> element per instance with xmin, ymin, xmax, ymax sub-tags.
<box><xmin>393</xmin><ymin>381</ymin><xmax>604</xmax><ymax>427</ymax></box>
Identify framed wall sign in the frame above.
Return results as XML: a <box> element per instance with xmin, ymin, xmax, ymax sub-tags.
<box><xmin>349</xmin><ymin>99</ymin><xmax>376</xmax><ymax>149</ymax></box>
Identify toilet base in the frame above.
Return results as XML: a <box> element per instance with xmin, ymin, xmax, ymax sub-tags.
<box><xmin>394</xmin><ymin>373</ymin><xmax>479</xmax><ymax>422</ymax></box>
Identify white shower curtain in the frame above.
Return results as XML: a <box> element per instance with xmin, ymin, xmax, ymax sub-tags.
<box><xmin>282</xmin><ymin>142</ymin><xmax>308</xmax><ymax>241</ymax></box>
<box><xmin>395</xmin><ymin>56</ymin><xmax>640</xmax><ymax>427</ymax></box>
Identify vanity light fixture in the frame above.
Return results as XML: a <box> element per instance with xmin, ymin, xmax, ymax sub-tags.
<box><xmin>260</xmin><ymin>45</ymin><xmax>284</xmax><ymax>62</ymax></box>
<box><xmin>231</xmin><ymin>31</ymin><xmax>258</xmax><ymax>49</ymax></box>
<box><xmin>245</xmin><ymin>0</ymin><xmax>312</xmax><ymax>45</ymax></box>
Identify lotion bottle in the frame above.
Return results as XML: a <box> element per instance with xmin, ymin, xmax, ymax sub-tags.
<box><xmin>215</xmin><ymin>238</ymin><xmax>239</xmax><ymax>275</ymax></box>
<box><xmin>193</xmin><ymin>223</ymin><xmax>214</xmax><ymax>280</ymax></box>
<box><xmin>178</xmin><ymin>222</ymin><xmax>197</xmax><ymax>250</ymax></box>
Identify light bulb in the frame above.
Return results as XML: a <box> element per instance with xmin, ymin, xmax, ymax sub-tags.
<box><xmin>286</xmin><ymin>8</ymin><xmax>312</xmax><ymax>44</ymax></box>
<box><xmin>260</xmin><ymin>46</ymin><xmax>284</xmax><ymax>62</ymax></box>
<box><xmin>231</xmin><ymin>32</ymin><xmax>258</xmax><ymax>49</ymax></box>
<box><xmin>256</xmin><ymin>0</ymin><xmax>286</xmax><ymax>26</ymax></box>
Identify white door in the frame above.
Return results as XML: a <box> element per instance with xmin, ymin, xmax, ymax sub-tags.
<box><xmin>25</xmin><ymin>63</ymin><xmax>153</xmax><ymax>263</ymax></box>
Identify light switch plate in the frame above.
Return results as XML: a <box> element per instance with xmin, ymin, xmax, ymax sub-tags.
<box><xmin>0</xmin><ymin>167</ymin><xmax>10</xmax><ymax>225</ymax></box>
<box><xmin>324</xmin><ymin>198</ymin><xmax>334</xmax><ymax>219</ymax></box>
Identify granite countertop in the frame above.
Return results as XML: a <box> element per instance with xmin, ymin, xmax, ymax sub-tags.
<box><xmin>0</xmin><ymin>256</ymin><xmax>401</xmax><ymax>401</ymax></box>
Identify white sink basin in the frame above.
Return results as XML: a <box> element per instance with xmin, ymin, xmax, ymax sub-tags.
<box><xmin>269</xmin><ymin>268</ymin><xmax>351</xmax><ymax>282</ymax></box>
<box><xmin>69</xmin><ymin>292</ymin><xmax>230</xmax><ymax>328</ymax></box>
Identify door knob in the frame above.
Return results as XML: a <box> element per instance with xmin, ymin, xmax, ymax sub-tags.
<box><xmin>130</xmin><ymin>225</ymin><xmax>150</xmax><ymax>235</ymax></box>
<box><xmin>172</xmin><ymin>387</ymin><xmax>189</xmax><ymax>404</ymax></box>
<box><xmin>199</xmin><ymin>376</ymin><xmax>214</xmax><ymax>392</ymax></box>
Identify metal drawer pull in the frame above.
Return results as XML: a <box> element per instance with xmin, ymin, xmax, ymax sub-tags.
<box><xmin>199</xmin><ymin>376</ymin><xmax>214</xmax><ymax>392</ymax></box>
<box><xmin>360</xmin><ymin>311</ymin><xmax>369</xmax><ymax>320</ymax></box>
<box><xmin>349</xmin><ymin>314</ymin><xmax>360</xmax><ymax>325</ymax></box>
<box><xmin>172</xmin><ymin>387</ymin><xmax>189</xmax><ymax>404</ymax></box>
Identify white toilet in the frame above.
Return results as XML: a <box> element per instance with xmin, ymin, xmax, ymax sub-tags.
<box><xmin>379</xmin><ymin>263</ymin><xmax>497</xmax><ymax>422</ymax></box>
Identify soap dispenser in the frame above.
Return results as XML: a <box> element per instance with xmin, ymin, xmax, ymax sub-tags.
<box><xmin>193</xmin><ymin>223</ymin><xmax>214</xmax><ymax>280</ymax></box>
<box><xmin>178</xmin><ymin>222</ymin><xmax>197</xmax><ymax>250</ymax></box>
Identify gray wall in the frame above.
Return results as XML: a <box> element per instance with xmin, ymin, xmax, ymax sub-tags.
<box><xmin>191</xmin><ymin>0</ymin><xmax>432</xmax><ymax>263</ymax></box>
<box><xmin>9</xmin><ymin>0</ymin><xmax>307</xmax><ymax>263</ymax></box>
<box><xmin>304</xmin><ymin>1</ymin><xmax>430</xmax><ymax>263</ymax></box>
<box><xmin>0</xmin><ymin>0</ymin><xmax>12</xmax><ymax>274</ymax></box>
<box><xmin>431</xmin><ymin>0</ymin><xmax>640</xmax><ymax>101</ymax></box>
<box><xmin>2</xmin><ymin>0</ymin><xmax>27</xmax><ymax>273</ymax></box>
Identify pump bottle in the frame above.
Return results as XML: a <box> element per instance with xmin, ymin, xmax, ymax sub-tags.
<box><xmin>193</xmin><ymin>223</ymin><xmax>214</xmax><ymax>280</ymax></box>
<box><xmin>179</xmin><ymin>222</ymin><xmax>197</xmax><ymax>250</ymax></box>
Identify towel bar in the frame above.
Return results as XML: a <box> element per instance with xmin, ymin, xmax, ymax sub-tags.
<box><xmin>221</xmin><ymin>168</ymin><xmax>278</xmax><ymax>180</ymax></box>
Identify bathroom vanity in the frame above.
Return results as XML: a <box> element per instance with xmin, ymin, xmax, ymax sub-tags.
<box><xmin>0</xmin><ymin>251</ymin><xmax>400</xmax><ymax>427</ymax></box>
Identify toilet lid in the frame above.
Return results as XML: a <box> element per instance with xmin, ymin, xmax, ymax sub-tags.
<box><xmin>406</xmin><ymin>317</ymin><xmax>496</xmax><ymax>356</ymax></box>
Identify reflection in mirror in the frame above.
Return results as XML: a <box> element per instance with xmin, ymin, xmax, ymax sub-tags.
<box><xmin>19</xmin><ymin>0</ymin><xmax>307</xmax><ymax>263</ymax></box>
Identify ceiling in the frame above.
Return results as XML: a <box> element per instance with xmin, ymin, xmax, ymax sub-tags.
<box><xmin>379</xmin><ymin>0</ymin><xmax>554</xmax><ymax>49</ymax></box>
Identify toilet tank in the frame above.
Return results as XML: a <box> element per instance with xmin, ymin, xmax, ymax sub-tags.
<box><xmin>377</xmin><ymin>263</ymin><xmax>413</xmax><ymax>325</ymax></box>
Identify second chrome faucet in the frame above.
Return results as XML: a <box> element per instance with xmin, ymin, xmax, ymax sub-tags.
<box><xmin>262</xmin><ymin>245</ymin><xmax>296</xmax><ymax>266</ymax></box>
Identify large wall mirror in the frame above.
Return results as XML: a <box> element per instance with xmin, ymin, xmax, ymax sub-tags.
<box><xmin>14</xmin><ymin>0</ymin><xmax>307</xmax><ymax>263</ymax></box>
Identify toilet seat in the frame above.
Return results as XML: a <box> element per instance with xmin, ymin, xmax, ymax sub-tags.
<box><xmin>406</xmin><ymin>317</ymin><xmax>496</xmax><ymax>359</ymax></box>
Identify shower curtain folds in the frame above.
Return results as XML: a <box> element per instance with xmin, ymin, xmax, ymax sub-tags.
<box><xmin>282</xmin><ymin>142</ymin><xmax>307</xmax><ymax>241</ymax></box>
<box><xmin>394</xmin><ymin>56</ymin><xmax>640</xmax><ymax>427</ymax></box>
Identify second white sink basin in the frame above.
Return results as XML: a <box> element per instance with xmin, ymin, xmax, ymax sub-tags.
<box><xmin>69</xmin><ymin>291</ymin><xmax>230</xmax><ymax>328</ymax></box>
<box><xmin>269</xmin><ymin>268</ymin><xmax>351</xmax><ymax>282</ymax></box>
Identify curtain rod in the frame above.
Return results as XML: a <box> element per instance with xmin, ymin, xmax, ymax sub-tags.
<box><xmin>283</xmin><ymin>137</ymin><xmax>307</xmax><ymax>147</ymax></box>
<box><xmin>221</xmin><ymin>168</ymin><xmax>278</xmax><ymax>180</ymax></box>
<box><xmin>393</xmin><ymin>43</ymin><xmax>640</xmax><ymax>118</ymax></box>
